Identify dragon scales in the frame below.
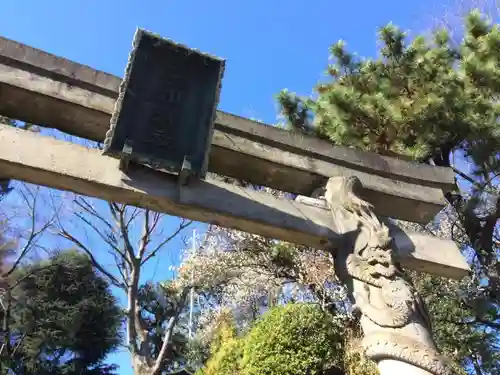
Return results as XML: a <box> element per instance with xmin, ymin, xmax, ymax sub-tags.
<box><xmin>323</xmin><ymin>176</ymin><xmax>454</xmax><ymax>375</ymax></box>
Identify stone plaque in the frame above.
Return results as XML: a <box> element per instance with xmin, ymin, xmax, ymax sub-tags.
<box><xmin>103</xmin><ymin>28</ymin><xmax>225</xmax><ymax>182</ymax></box>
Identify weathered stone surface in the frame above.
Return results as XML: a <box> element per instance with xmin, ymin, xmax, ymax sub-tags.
<box><xmin>0</xmin><ymin>35</ymin><xmax>456</xmax><ymax>223</ymax></box>
<box><xmin>325</xmin><ymin>176</ymin><xmax>454</xmax><ymax>375</ymax></box>
<box><xmin>103</xmin><ymin>29</ymin><xmax>225</xmax><ymax>180</ymax></box>
<box><xmin>0</xmin><ymin>123</ymin><xmax>469</xmax><ymax>279</ymax></box>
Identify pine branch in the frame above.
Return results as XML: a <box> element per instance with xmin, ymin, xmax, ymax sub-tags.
<box><xmin>447</xmin><ymin>316</ymin><xmax>500</xmax><ymax>330</ymax></box>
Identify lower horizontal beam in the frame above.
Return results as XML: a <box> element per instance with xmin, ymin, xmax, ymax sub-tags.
<box><xmin>0</xmin><ymin>124</ymin><xmax>469</xmax><ymax>279</ymax></box>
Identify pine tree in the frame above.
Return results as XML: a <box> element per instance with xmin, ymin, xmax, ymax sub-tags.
<box><xmin>277</xmin><ymin>10</ymin><xmax>500</xmax><ymax>374</ymax></box>
<box><xmin>2</xmin><ymin>250</ymin><xmax>122</xmax><ymax>375</ymax></box>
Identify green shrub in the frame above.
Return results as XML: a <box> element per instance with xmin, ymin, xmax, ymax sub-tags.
<box><xmin>203</xmin><ymin>317</ymin><xmax>243</xmax><ymax>375</ymax></box>
<box><xmin>342</xmin><ymin>332</ymin><xmax>379</xmax><ymax>375</ymax></box>
<box><xmin>204</xmin><ymin>337</ymin><xmax>243</xmax><ymax>375</ymax></box>
<box><xmin>240</xmin><ymin>303</ymin><xmax>343</xmax><ymax>375</ymax></box>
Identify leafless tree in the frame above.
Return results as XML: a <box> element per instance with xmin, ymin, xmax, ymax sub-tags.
<box><xmin>55</xmin><ymin>194</ymin><xmax>192</xmax><ymax>375</ymax></box>
<box><xmin>0</xmin><ymin>183</ymin><xmax>59</xmax><ymax>362</ymax></box>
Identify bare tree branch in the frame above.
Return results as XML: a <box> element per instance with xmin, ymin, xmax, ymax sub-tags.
<box><xmin>57</xmin><ymin>227</ymin><xmax>125</xmax><ymax>290</ymax></box>
<box><xmin>111</xmin><ymin>249</ymin><xmax>130</xmax><ymax>288</ymax></box>
<box><xmin>73</xmin><ymin>211</ymin><xmax>127</xmax><ymax>258</ymax></box>
<box><xmin>126</xmin><ymin>207</ymin><xmax>142</xmax><ymax>229</ymax></box>
<box><xmin>3</xmin><ymin>185</ymin><xmax>57</xmax><ymax>278</ymax></box>
<box><xmin>111</xmin><ymin>203</ymin><xmax>137</xmax><ymax>263</ymax></box>
<box><xmin>137</xmin><ymin>210</ymin><xmax>152</xmax><ymax>261</ymax></box>
<box><xmin>75</xmin><ymin>197</ymin><xmax>115</xmax><ymax>234</ymax></box>
<box><xmin>451</xmin><ymin>165</ymin><xmax>480</xmax><ymax>186</ymax></box>
<box><xmin>53</xmin><ymin>196</ymin><xmax>191</xmax><ymax>373</ymax></box>
<box><xmin>142</xmin><ymin>219</ymin><xmax>192</xmax><ymax>265</ymax></box>
<box><xmin>151</xmin><ymin>288</ymin><xmax>189</xmax><ymax>375</ymax></box>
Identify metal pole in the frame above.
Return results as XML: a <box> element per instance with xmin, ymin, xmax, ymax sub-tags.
<box><xmin>188</xmin><ymin>229</ymin><xmax>195</xmax><ymax>339</ymax></box>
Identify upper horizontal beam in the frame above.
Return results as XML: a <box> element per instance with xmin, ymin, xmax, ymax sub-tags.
<box><xmin>0</xmin><ymin>36</ymin><xmax>455</xmax><ymax>224</ymax></box>
<box><xmin>0</xmin><ymin>124</ymin><xmax>469</xmax><ymax>279</ymax></box>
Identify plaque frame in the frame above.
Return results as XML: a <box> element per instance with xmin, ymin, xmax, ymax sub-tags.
<box><xmin>103</xmin><ymin>28</ymin><xmax>225</xmax><ymax>184</ymax></box>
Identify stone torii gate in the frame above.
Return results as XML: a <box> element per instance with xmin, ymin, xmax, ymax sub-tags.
<box><xmin>0</xmin><ymin>30</ymin><xmax>469</xmax><ymax>375</ymax></box>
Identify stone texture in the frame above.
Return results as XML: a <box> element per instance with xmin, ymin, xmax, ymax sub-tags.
<box><xmin>0</xmin><ymin>35</ymin><xmax>456</xmax><ymax>223</ymax></box>
<box><xmin>324</xmin><ymin>176</ymin><xmax>454</xmax><ymax>375</ymax></box>
<box><xmin>0</xmin><ymin>123</ymin><xmax>469</xmax><ymax>279</ymax></box>
<box><xmin>103</xmin><ymin>29</ymin><xmax>225</xmax><ymax>180</ymax></box>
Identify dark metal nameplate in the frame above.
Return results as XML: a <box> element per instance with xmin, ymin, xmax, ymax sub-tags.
<box><xmin>103</xmin><ymin>28</ymin><xmax>225</xmax><ymax>181</ymax></box>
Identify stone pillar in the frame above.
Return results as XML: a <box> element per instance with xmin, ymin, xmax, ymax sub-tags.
<box><xmin>324</xmin><ymin>176</ymin><xmax>452</xmax><ymax>375</ymax></box>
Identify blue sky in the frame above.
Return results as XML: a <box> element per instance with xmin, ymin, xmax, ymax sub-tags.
<box><xmin>0</xmin><ymin>0</ymin><xmax>463</xmax><ymax>374</ymax></box>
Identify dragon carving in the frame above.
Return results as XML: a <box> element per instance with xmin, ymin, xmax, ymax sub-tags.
<box><xmin>324</xmin><ymin>176</ymin><xmax>453</xmax><ymax>375</ymax></box>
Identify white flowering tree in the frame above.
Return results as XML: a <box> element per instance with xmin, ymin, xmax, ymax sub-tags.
<box><xmin>175</xmin><ymin>180</ymin><xmax>494</xmax><ymax>374</ymax></box>
<box><xmin>173</xmin><ymin>188</ymin><xmax>354</xmax><ymax>358</ymax></box>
